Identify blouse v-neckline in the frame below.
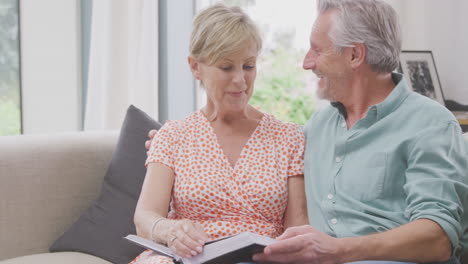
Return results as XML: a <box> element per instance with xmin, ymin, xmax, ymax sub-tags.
<box><xmin>198</xmin><ymin>111</ymin><xmax>266</xmax><ymax>171</ymax></box>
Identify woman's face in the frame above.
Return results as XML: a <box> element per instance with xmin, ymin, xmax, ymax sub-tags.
<box><xmin>191</xmin><ymin>47</ymin><xmax>258</xmax><ymax>113</ymax></box>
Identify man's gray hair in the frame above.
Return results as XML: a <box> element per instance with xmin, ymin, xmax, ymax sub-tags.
<box><xmin>318</xmin><ymin>0</ymin><xmax>401</xmax><ymax>73</ymax></box>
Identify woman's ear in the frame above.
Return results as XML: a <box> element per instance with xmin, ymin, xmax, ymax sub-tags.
<box><xmin>188</xmin><ymin>56</ymin><xmax>202</xmax><ymax>80</ymax></box>
<box><xmin>349</xmin><ymin>43</ymin><xmax>366</xmax><ymax>69</ymax></box>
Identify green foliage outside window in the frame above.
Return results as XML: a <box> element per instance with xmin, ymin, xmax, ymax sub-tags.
<box><xmin>0</xmin><ymin>0</ymin><xmax>21</xmax><ymax>135</ymax></box>
<box><xmin>0</xmin><ymin>97</ymin><xmax>21</xmax><ymax>136</ymax></box>
<box><xmin>251</xmin><ymin>48</ymin><xmax>315</xmax><ymax>126</ymax></box>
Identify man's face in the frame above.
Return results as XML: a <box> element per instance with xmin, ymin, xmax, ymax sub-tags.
<box><xmin>303</xmin><ymin>10</ymin><xmax>352</xmax><ymax>101</ymax></box>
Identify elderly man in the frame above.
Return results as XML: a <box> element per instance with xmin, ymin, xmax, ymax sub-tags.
<box><xmin>253</xmin><ymin>0</ymin><xmax>468</xmax><ymax>264</ymax></box>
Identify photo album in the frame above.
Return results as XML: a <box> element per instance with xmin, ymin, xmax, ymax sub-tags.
<box><xmin>125</xmin><ymin>231</ymin><xmax>276</xmax><ymax>264</ymax></box>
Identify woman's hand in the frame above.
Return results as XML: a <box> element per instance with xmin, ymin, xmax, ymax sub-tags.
<box><xmin>165</xmin><ymin>219</ymin><xmax>210</xmax><ymax>258</ymax></box>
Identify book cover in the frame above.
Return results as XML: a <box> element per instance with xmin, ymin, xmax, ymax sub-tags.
<box><xmin>124</xmin><ymin>231</ymin><xmax>276</xmax><ymax>264</ymax></box>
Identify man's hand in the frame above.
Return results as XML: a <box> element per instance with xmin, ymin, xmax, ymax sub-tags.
<box><xmin>253</xmin><ymin>225</ymin><xmax>345</xmax><ymax>264</ymax></box>
<box><xmin>145</xmin><ymin>129</ymin><xmax>158</xmax><ymax>150</ymax></box>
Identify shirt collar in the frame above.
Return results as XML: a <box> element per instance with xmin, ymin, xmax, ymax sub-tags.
<box><xmin>331</xmin><ymin>73</ymin><xmax>410</xmax><ymax>122</ymax></box>
<box><xmin>372</xmin><ymin>72</ymin><xmax>410</xmax><ymax>121</ymax></box>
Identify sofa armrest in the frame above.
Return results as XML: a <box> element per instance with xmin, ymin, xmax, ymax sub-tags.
<box><xmin>0</xmin><ymin>131</ymin><xmax>118</xmax><ymax>261</ymax></box>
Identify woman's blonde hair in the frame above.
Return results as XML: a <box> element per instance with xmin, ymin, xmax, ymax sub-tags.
<box><xmin>189</xmin><ymin>4</ymin><xmax>262</xmax><ymax>65</ymax></box>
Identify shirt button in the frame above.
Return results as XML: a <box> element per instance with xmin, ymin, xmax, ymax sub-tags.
<box><xmin>331</xmin><ymin>218</ymin><xmax>338</xmax><ymax>224</ymax></box>
<box><xmin>341</xmin><ymin>122</ymin><xmax>346</xmax><ymax>128</ymax></box>
<box><xmin>335</xmin><ymin>156</ymin><xmax>342</xmax><ymax>163</ymax></box>
<box><xmin>327</xmin><ymin>194</ymin><xmax>334</xmax><ymax>200</ymax></box>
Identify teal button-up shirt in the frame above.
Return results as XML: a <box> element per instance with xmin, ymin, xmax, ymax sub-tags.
<box><xmin>303</xmin><ymin>73</ymin><xmax>468</xmax><ymax>257</ymax></box>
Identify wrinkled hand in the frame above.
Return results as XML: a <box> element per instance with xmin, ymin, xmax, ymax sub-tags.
<box><xmin>166</xmin><ymin>219</ymin><xmax>210</xmax><ymax>259</ymax></box>
<box><xmin>253</xmin><ymin>225</ymin><xmax>344</xmax><ymax>264</ymax></box>
<box><xmin>145</xmin><ymin>129</ymin><xmax>158</xmax><ymax>150</ymax></box>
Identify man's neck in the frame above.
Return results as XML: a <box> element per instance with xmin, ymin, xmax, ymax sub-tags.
<box><xmin>340</xmin><ymin>71</ymin><xmax>395</xmax><ymax>129</ymax></box>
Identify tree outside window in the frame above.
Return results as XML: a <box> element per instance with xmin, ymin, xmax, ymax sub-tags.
<box><xmin>196</xmin><ymin>0</ymin><xmax>319</xmax><ymax>125</ymax></box>
<box><xmin>0</xmin><ymin>0</ymin><xmax>22</xmax><ymax>135</ymax></box>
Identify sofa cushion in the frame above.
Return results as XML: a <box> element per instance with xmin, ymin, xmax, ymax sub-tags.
<box><xmin>0</xmin><ymin>252</ymin><xmax>112</xmax><ymax>264</ymax></box>
<box><xmin>50</xmin><ymin>105</ymin><xmax>162</xmax><ymax>264</ymax></box>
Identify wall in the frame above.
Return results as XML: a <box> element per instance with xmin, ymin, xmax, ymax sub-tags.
<box><xmin>20</xmin><ymin>0</ymin><xmax>81</xmax><ymax>134</ymax></box>
<box><xmin>158</xmin><ymin>0</ymin><xmax>196</xmax><ymax>123</ymax></box>
<box><xmin>389</xmin><ymin>0</ymin><xmax>468</xmax><ymax>104</ymax></box>
<box><xmin>453</xmin><ymin>0</ymin><xmax>468</xmax><ymax>103</ymax></box>
<box><xmin>17</xmin><ymin>0</ymin><xmax>467</xmax><ymax>134</ymax></box>
<box><xmin>81</xmin><ymin>0</ymin><xmax>92</xmax><ymax>126</ymax></box>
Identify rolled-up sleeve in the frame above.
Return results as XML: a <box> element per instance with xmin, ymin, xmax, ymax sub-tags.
<box><xmin>404</xmin><ymin>121</ymin><xmax>468</xmax><ymax>256</ymax></box>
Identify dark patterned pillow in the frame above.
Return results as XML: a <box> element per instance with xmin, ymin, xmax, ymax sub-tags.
<box><xmin>50</xmin><ymin>105</ymin><xmax>162</xmax><ymax>263</ymax></box>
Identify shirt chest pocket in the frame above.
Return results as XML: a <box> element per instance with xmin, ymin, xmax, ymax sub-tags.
<box><xmin>341</xmin><ymin>152</ymin><xmax>387</xmax><ymax>201</ymax></box>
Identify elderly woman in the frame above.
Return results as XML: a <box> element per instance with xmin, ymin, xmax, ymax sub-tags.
<box><xmin>131</xmin><ymin>4</ymin><xmax>308</xmax><ymax>264</ymax></box>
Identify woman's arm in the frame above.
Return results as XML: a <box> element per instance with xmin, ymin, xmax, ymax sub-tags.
<box><xmin>283</xmin><ymin>175</ymin><xmax>309</xmax><ymax>228</ymax></box>
<box><xmin>134</xmin><ymin>163</ymin><xmax>209</xmax><ymax>258</ymax></box>
<box><xmin>134</xmin><ymin>163</ymin><xmax>175</xmax><ymax>242</ymax></box>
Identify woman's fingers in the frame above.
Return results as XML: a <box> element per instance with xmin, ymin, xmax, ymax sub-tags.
<box><xmin>168</xmin><ymin>234</ymin><xmax>193</xmax><ymax>258</ymax></box>
<box><xmin>184</xmin><ymin>221</ymin><xmax>209</xmax><ymax>243</ymax></box>
<box><xmin>178</xmin><ymin>220</ymin><xmax>207</xmax><ymax>251</ymax></box>
<box><xmin>168</xmin><ymin>219</ymin><xmax>208</xmax><ymax>258</ymax></box>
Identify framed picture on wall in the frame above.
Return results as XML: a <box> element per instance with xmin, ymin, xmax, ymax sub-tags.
<box><xmin>398</xmin><ymin>50</ymin><xmax>445</xmax><ymax>105</ymax></box>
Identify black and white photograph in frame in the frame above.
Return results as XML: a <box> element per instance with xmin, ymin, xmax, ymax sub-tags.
<box><xmin>398</xmin><ymin>51</ymin><xmax>445</xmax><ymax>105</ymax></box>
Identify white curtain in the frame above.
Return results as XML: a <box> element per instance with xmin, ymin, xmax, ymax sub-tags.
<box><xmin>84</xmin><ymin>0</ymin><xmax>158</xmax><ymax>130</ymax></box>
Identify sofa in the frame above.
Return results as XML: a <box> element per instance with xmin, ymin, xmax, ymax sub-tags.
<box><xmin>1</xmin><ymin>127</ymin><xmax>467</xmax><ymax>263</ymax></box>
<box><xmin>0</xmin><ymin>131</ymin><xmax>118</xmax><ymax>263</ymax></box>
<box><xmin>0</xmin><ymin>105</ymin><xmax>163</xmax><ymax>264</ymax></box>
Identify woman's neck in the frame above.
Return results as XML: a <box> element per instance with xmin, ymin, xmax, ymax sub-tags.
<box><xmin>201</xmin><ymin>101</ymin><xmax>260</xmax><ymax>123</ymax></box>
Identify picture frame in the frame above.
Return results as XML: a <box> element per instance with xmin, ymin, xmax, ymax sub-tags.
<box><xmin>398</xmin><ymin>50</ymin><xmax>445</xmax><ymax>105</ymax></box>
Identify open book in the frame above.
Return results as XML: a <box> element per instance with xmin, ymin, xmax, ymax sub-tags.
<box><xmin>124</xmin><ymin>231</ymin><xmax>276</xmax><ymax>264</ymax></box>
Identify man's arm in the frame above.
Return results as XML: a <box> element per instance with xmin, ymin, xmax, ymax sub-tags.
<box><xmin>254</xmin><ymin>122</ymin><xmax>466</xmax><ymax>263</ymax></box>
<box><xmin>253</xmin><ymin>219</ymin><xmax>451</xmax><ymax>263</ymax></box>
<box><xmin>343</xmin><ymin>219</ymin><xmax>451</xmax><ymax>263</ymax></box>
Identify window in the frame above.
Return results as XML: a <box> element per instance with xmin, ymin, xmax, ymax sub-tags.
<box><xmin>196</xmin><ymin>0</ymin><xmax>318</xmax><ymax>125</ymax></box>
<box><xmin>0</xmin><ymin>0</ymin><xmax>21</xmax><ymax>135</ymax></box>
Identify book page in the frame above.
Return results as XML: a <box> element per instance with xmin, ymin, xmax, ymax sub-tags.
<box><xmin>125</xmin><ymin>232</ymin><xmax>276</xmax><ymax>264</ymax></box>
<box><xmin>191</xmin><ymin>232</ymin><xmax>276</xmax><ymax>263</ymax></box>
<box><xmin>124</xmin><ymin>235</ymin><xmax>181</xmax><ymax>262</ymax></box>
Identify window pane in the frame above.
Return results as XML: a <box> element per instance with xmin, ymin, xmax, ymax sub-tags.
<box><xmin>0</xmin><ymin>0</ymin><xmax>21</xmax><ymax>135</ymax></box>
<box><xmin>196</xmin><ymin>0</ymin><xmax>318</xmax><ymax>125</ymax></box>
